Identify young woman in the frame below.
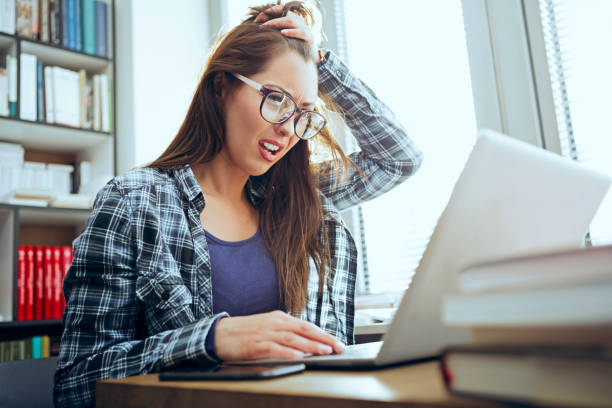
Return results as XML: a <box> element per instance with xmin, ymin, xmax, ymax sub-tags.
<box><xmin>54</xmin><ymin>2</ymin><xmax>422</xmax><ymax>407</ymax></box>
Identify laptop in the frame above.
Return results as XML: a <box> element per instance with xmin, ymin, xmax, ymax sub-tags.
<box><xmin>234</xmin><ymin>129</ymin><xmax>611</xmax><ymax>368</ymax></box>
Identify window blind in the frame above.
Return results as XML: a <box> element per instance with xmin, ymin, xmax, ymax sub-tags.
<box><xmin>539</xmin><ymin>0</ymin><xmax>612</xmax><ymax>244</ymax></box>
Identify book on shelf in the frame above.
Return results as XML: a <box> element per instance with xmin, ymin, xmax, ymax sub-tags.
<box><xmin>82</xmin><ymin>0</ymin><xmax>96</xmax><ymax>54</ymax></box>
<box><xmin>441</xmin><ymin>344</ymin><xmax>612</xmax><ymax>407</ymax></box>
<box><xmin>17</xmin><ymin>245</ymin><xmax>72</xmax><ymax>321</ymax></box>
<box><xmin>41</xmin><ymin>0</ymin><xmax>50</xmax><ymax>42</ymax></box>
<box><xmin>95</xmin><ymin>0</ymin><xmax>107</xmax><ymax>57</ymax></box>
<box><xmin>16</xmin><ymin>0</ymin><xmax>34</xmax><ymax>39</ymax></box>
<box><xmin>8</xmin><ymin>55</ymin><xmax>17</xmax><ymax>117</ymax></box>
<box><xmin>0</xmin><ymin>0</ymin><xmax>16</xmax><ymax>34</ymax></box>
<box><xmin>0</xmin><ymin>335</ymin><xmax>60</xmax><ymax>362</ymax></box>
<box><xmin>19</xmin><ymin>53</ymin><xmax>37</xmax><ymax>121</ymax></box>
<box><xmin>49</xmin><ymin>0</ymin><xmax>61</xmax><ymax>46</ymax></box>
<box><xmin>61</xmin><ymin>0</ymin><xmax>68</xmax><ymax>48</ymax></box>
<box><xmin>0</xmin><ymin>63</ymin><xmax>8</xmax><ymax>116</ymax></box>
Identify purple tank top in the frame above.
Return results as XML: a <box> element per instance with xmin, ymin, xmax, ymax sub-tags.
<box><xmin>206</xmin><ymin>227</ymin><xmax>280</xmax><ymax>316</ymax></box>
<box><xmin>204</xmin><ymin>227</ymin><xmax>280</xmax><ymax>360</ymax></box>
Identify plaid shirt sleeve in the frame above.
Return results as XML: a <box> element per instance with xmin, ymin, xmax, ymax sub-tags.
<box><xmin>54</xmin><ymin>181</ymin><xmax>224</xmax><ymax>408</ymax></box>
<box><xmin>316</xmin><ymin>51</ymin><xmax>424</xmax><ymax>211</ymax></box>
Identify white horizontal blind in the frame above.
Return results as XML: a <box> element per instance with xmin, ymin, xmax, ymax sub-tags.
<box><xmin>539</xmin><ymin>0</ymin><xmax>612</xmax><ymax>244</ymax></box>
<box><xmin>343</xmin><ymin>0</ymin><xmax>477</xmax><ymax>293</ymax></box>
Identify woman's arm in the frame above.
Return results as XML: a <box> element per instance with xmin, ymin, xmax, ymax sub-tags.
<box><xmin>53</xmin><ymin>182</ymin><xmax>223</xmax><ymax>408</ymax></box>
<box><xmin>315</xmin><ymin>50</ymin><xmax>424</xmax><ymax>211</ymax></box>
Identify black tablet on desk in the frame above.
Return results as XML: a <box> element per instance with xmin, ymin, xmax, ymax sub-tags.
<box><xmin>159</xmin><ymin>363</ymin><xmax>305</xmax><ymax>381</ymax></box>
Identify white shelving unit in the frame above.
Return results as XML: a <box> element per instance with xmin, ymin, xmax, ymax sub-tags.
<box><xmin>0</xmin><ymin>1</ymin><xmax>115</xmax><ymax>339</ymax></box>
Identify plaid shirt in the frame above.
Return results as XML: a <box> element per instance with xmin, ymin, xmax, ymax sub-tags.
<box><xmin>54</xmin><ymin>51</ymin><xmax>423</xmax><ymax>407</ymax></box>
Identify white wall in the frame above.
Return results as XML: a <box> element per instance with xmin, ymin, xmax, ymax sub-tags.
<box><xmin>115</xmin><ymin>0</ymin><xmax>211</xmax><ymax>174</ymax></box>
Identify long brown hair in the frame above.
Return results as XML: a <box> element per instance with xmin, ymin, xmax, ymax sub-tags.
<box><xmin>148</xmin><ymin>1</ymin><xmax>356</xmax><ymax>314</ymax></box>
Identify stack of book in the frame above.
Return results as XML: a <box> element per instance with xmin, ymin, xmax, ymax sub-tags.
<box><xmin>18</xmin><ymin>52</ymin><xmax>112</xmax><ymax>131</ymax></box>
<box><xmin>17</xmin><ymin>245</ymin><xmax>72</xmax><ymax>321</ymax></box>
<box><xmin>0</xmin><ymin>335</ymin><xmax>61</xmax><ymax>362</ymax></box>
<box><xmin>441</xmin><ymin>245</ymin><xmax>612</xmax><ymax>406</ymax></box>
<box><xmin>0</xmin><ymin>0</ymin><xmax>110</xmax><ymax>58</ymax></box>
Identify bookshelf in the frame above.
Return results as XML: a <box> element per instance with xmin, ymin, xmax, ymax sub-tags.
<box><xmin>0</xmin><ymin>0</ymin><xmax>116</xmax><ymax>357</ymax></box>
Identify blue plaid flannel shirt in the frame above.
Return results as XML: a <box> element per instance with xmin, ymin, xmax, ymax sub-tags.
<box><xmin>54</xmin><ymin>50</ymin><xmax>423</xmax><ymax>407</ymax></box>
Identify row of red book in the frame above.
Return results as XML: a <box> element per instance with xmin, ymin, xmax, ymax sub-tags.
<box><xmin>17</xmin><ymin>245</ymin><xmax>72</xmax><ymax>321</ymax></box>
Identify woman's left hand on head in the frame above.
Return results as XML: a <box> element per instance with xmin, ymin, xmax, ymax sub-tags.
<box><xmin>256</xmin><ymin>6</ymin><xmax>315</xmax><ymax>45</ymax></box>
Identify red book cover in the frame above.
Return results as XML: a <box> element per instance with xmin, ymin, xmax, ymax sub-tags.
<box><xmin>34</xmin><ymin>246</ymin><xmax>44</xmax><ymax>320</ymax></box>
<box><xmin>25</xmin><ymin>246</ymin><xmax>35</xmax><ymax>320</ymax></box>
<box><xmin>52</xmin><ymin>246</ymin><xmax>62</xmax><ymax>319</ymax></box>
<box><xmin>44</xmin><ymin>247</ymin><xmax>54</xmax><ymax>319</ymax></box>
<box><xmin>61</xmin><ymin>246</ymin><xmax>73</xmax><ymax>316</ymax></box>
<box><xmin>17</xmin><ymin>247</ymin><xmax>26</xmax><ymax>321</ymax></box>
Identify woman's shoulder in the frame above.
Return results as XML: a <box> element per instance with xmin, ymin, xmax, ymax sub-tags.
<box><xmin>110</xmin><ymin>167</ymin><xmax>173</xmax><ymax>192</ymax></box>
<box><xmin>94</xmin><ymin>167</ymin><xmax>180</xmax><ymax>208</ymax></box>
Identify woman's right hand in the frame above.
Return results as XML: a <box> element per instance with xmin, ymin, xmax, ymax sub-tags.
<box><xmin>214</xmin><ymin>310</ymin><xmax>346</xmax><ymax>361</ymax></box>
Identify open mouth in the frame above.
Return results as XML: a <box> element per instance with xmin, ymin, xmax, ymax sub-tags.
<box><xmin>258</xmin><ymin>141</ymin><xmax>283</xmax><ymax>162</ymax></box>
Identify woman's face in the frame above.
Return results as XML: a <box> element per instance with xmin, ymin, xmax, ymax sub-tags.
<box><xmin>221</xmin><ymin>50</ymin><xmax>318</xmax><ymax>176</ymax></box>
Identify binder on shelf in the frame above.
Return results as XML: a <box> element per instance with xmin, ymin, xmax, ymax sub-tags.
<box><xmin>16</xmin><ymin>0</ymin><xmax>34</xmax><ymax>39</ymax></box>
<box><xmin>19</xmin><ymin>53</ymin><xmax>37</xmax><ymax>121</ymax></box>
<box><xmin>41</xmin><ymin>0</ymin><xmax>50</xmax><ymax>42</ymax></box>
<box><xmin>44</xmin><ymin>247</ymin><xmax>54</xmax><ymax>319</ymax></box>
<box><xmin>7</xmin><ymin>55</ymin><xmax>17</xmax><ymax>117</ymax></box>
<box><xmin>34</xmin><ymin>247</ymin><xmax>44</xmax><ymax>320</ymax></box>
<box><xmin>49</xmin><ymin>0</ymin><xmax>62</xmax><ymax>46</ymax></box>
<box><xmin>95</xmin><ymin>0</ymin><xmax>107</xmax><ymax>57</ymax></box>
<box><xmin>0</xmin><ymin>0</ymin><xmax>16</xmax><ymax>34</ymax></box>
<box><xmin>36</xmin><ymin>59</ymin><xmax>44</xmax><ymax>122</ymax></box>
<box><xmin>75</xmin><ymin>0</ymin><xmax>82</xmax><ymax>51</ymax></box>
<box><xmin>32</xmin><ymin>0</ymin><xmax>39</xmax><ymax>39</ymax></box>
<box><xmin>61</xmin><ymin>0</ymin><xmax>69</xmax><ymax>48</ymax></box>
<box><xmin>67</xmin><ymin>0</ymin><xmax>76</xmax><ymax>49</ymax></box>
<box><xmin>82</xmin><ymin>0</ymin><xmax>96</xmax><ymax>54</ymax></box>
<box><xmin>25</xmin><ymin>246</ymin><xmax>34</xmax><ymax>321</ymax></box>
<box><xmin>17</xmin><ymin>247</ymin><xmax>26</xmax><ymax>321</ymax></box>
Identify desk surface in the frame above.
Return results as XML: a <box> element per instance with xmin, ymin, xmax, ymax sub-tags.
<box><xmin>97</xmin><ymin>361</ymin><xmax>503</xmax><ymax>408</ymax></box>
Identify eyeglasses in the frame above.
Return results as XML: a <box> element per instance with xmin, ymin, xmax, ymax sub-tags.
<box><xmin>232</xmin><ymin>73</ymin><xmax>327</xmax><ymax>140</ymax></box>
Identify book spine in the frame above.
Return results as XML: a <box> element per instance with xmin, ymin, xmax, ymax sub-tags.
<box><xmin>75</xmin><ymin>0</ymin><xmax>82</xmax><ymax>51</ymax></box>
<box><xmin>42</xmin><ymin>335</ymin><xmax>50</xmax><ymax>357</ymax></box>
<box><xmin>0</xmin><ymin>0</ymin><xmax>16</xmax><ymax>34</ymax></box>
<box><xmin>52</xmin><ymin>246</ymin><xmax>61</xmax><ymax>318</ymax></box>
<box><xmin>61</xmin><ymin>245</ymin><xmax>72</xmax><ymax>315</ymax></box>
<box><xmin>18</xmin><ymin>246</ymin><xmax>26</xmax><ymax>321</ymax></box>
<box><xmin>95</xmin><ymin>0</ymin><xmax>106</xmax><ymax>57</ymax></box>
<box><xmin>34</xmin><ymin>246</ymin><xmax>44</xmax><ymax>320</ymax></box>
<box><xmin>61</xmin><ymin>0</ymin><xmax>68</xmax><ymax>48</ymax></box>
<box><xmin>32</xmin><ymin>336</ymin><xmax>42</xmax><ymax>358</ymax></box>
<box><xmin>92</xmin><ymin>74</ymin><xmax>100</xmax><ymax>130</ymax></box>
<box><xmin>7</xmin><ymin>55</ymin><xmax>17</xmax><ymax>117</ymax></box>
<box><xmin>31</xmin><ymin>0</ymin><xmax>39</xmax><ymax>39</ymax></box>
<box><xmin>100</xmin><ymin>73</ymin><xmax>109</xmax><ymax>131</ymax></box>
<box><xmin>19</xmin><ymin>53</ymin><xmax>37</xmax><ymax>121</ymax></box>
<box><xmin>16</xmin><ymin>0</ymin><xmax>34</xmax><ymax>38</ymax></box>
<box><xmin>25</xmin><ymin>246</ymin><xmax>34</xmax><ymax>320</ymax></box>
<box><xmin>79</xmin><ymin>69</ymin><xmax>86</xmax><ymax>127</ymax></box>
<box><xmin>37</xmin><ymin>60</ymin><xmax>44</xmax><ymax>122</ymax></box>
<box><xmin>41</xmin><ymin>0</ymin><xmax>49</xmax><ymax>42</ymax></box>
<box><xmin>44</xmin><ymin>65</ymin><xmax>54</xmax><ymax>123</ymax></box>
<box><xmin>44</xmin><ymin>246</ymin><xmax>53</xmax><ymax>319</ymax></box>
<box><xmin>49</xmin><ymin>0</ymin><xmax>61</xmax><ymax>45</ymax></box>
<box><xmin>67</xmin><ymin>0</ymin><xmax>75</xmax><ymax>49</ymax></box>
<box><xmin>82</xmin><ymin>0</ymin><xmax>95</xmax><ymax>54</ymax></box>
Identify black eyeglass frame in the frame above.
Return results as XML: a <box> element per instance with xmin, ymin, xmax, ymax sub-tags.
<box><xmin>232</xmin><ymin>73</ymin><xmax>327</xmax><ymax>140</ymax></box>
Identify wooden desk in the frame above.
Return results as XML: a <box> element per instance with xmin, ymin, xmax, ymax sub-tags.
<box><xmin>96</xmin><ymin>361</ymin><xmax>503</xmax><ymax>408</ymax></box>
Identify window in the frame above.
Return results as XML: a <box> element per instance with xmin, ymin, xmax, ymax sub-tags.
<box><xmin>343</xmin><ymin>0</ymin><xmax>477</xmax><ymax>293</ymax></box>
<box><xmin>539</xmin><ymin>0</ymin><xmax>612</xmax><ymax>245</ymax></box>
